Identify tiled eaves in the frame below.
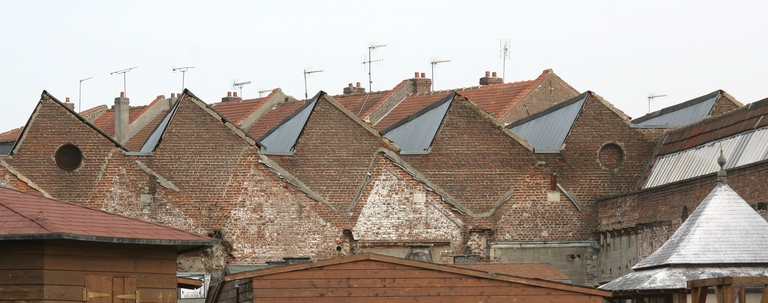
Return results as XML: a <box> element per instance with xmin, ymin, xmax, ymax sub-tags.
<box><xmin>0</xmin><ymin>127</ymin><xmax>23</xmax><ymax>142</ymax></box>
<box><xmin>357</xmin><ymin>148</ymin><xmax>513</xmax><ymax>219</ymax></box>
<box><xmin>323</xmin><ymin>93</ymin><xmax>401</xmax><ymax>154</ymax></box>
<box><xmin>0</xmin><ymin>158</ymin><xmax>50</xmax><ymax>198</ymax></box>
<box><xmin>12</xmin><ymin>91</ymin><xmax>128</xmax><ymax>156</ymax></box>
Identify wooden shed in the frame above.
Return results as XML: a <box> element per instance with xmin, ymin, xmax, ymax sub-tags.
<box><xmin>212</xmin><ymin>253</ymin><xmax>610</xmax><ymax>303</ymax></box>
<box><xmin>0</xmin><ymin>187</ymin><xmax>217</xmax><ymax>302</ymax></box>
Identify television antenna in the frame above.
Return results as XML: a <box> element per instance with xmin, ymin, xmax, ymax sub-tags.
<box><xmin>233</xmin><ymin>81</ymin><xmax>251</xmax><ymax>97</ymax></box>
<box><xmin>110</xmin><ymin>66</ymin><xmax>137</xmax><ymax>96</ymax></box>
<box><xmin>258</xmin><ymin>89</ymin><xmax>272</xmax><ymax>98</ymax></box>
<box><xmin>430</xmin><ymin>59</ymin><xmax>451</xmax><ymax>91</ymax></box>
<box><xmin>647</xmin><ymin>94</ymin><xmax>667</xmax><ymax>113</ymax></box>
<box><xmin>362</xmin><ymin>44</ymin><xmax>386</xmax><ymax>92</ymax></box>
<box><xmin>500</xmin><ymin>39</ymin><xmax>510</xmax><ymax>82</ymax></box>
<box><xmin>303</xmin><ymin>69</ymin><xmax>323</xmax><ymax>99</ymax></box>
<box><xmin>78</xmin><ymin>77</ymin><xmax>92</xmax><ymax>112</ymax></box>
<box><xmin>172</xmin><ymin>66</ymin><xmax>195</xmax><ymax>91</ymax></box>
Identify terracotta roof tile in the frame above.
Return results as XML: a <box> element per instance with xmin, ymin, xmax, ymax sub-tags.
<box><xmin>458</xmin><ymin>79</ymin><xmax>539</xmax><ymax>119</ymax></box>
<box><xmin>0</xmin><ymin>126</ymin><xmax>23</xmax><ymax>142</ymax></box>
<box><xmin>332</xmin><ymin>81</ymin><xmax>407</xmax><ymax>118</ymax></box>
<box><xmin>657</xmin><ymin>97</ymin><xmax>768</xmax><ymax>156</ymax></box>
<box><xmin>124</xmin><ymin>108</ymin><xmax>169</xmax><ymax>151</ymax></box>
<box><xmin>375</xmin><ymin>92</ymin><xmax>452</xmax><ymax>131</ymax></box>
<box><xmin>248</xmin><ymin>100</ymin><xmax>308</xmax><ymax>140</ymax></box>
<box><xmin>211</xmin><ymin>89</ymin><xmax>278</xmax><ymax>126</ymax></box>
<box><xmin>0</xmin><ymin>186</ymin><xmax>216</xmax><ymax>246</ymax></box>
<box><xmin>453</xmin><ymin>263</ymin><xmax>571</xmax><ymax>281</ymax></box>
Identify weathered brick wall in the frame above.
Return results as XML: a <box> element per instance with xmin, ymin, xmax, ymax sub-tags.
<box><xmin>6</xmin><ymin>96</ymin><xmax>137</xmax><ymax>205</ymax></box>
<box><xmin>351</xmin><ymin>154</ymin><xmax>465</xmax><ymax>252</ymax></box>
<box><xmin>268</xmin><ymin>96</ymin><xmax>392</xmax><ymax>212</ymax></box>
<box><xmin>501</xmin><ymin>71</ymin><xmax>580</xmax><ymax>124</ymax></box>
<box><xmin>709</xmin><ymin>94</ymin><xmax>741</xmax><ymax>117</ymax></box>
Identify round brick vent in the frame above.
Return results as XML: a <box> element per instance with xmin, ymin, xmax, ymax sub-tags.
<box><xmin>598</xmin><ymin>143</ymin><xmax>624</xmax><ymax>169</ymax></box>
<box><xmin>55</xmin><ymin>144</ymin><xmax>82</xmax><ymax>171</ymax></box>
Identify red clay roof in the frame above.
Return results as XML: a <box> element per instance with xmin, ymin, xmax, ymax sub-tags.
<box><xmin>124</xmin><ymin>108</ymin><xmax>169</xmax><ymax>151</ymax></box>
<box><xmin>0</xmin><ymin>186</ymin><xmax>215</xmax><ymax>246</ymax></box>
<box><xmin>332</xmin><ymin>80</ymin><xmax>406</xmax><ymax>118</ymax></box>
<box><xmin>374</xmin><ymin>92</ymin><xmax>452</xmax><ymax>131</ymax></box>
<box><xmin>458</xmin><ymin>78</ymin><xmax>539</xmax><ymax>119</ymax></box>
<box><xmin>248</xmin><ymin>100</ymin><xmax>308</xmax><ymax>140</ymax></box>
<box><xmin>453</xmin><ymin>263</ymin><xmax>571</xmax><ymax>281</ymax></box>
<box><xmin>211</xmin><ymin>89</ymin><xmax>278</xmax><ymax>126</ymax></box>
<box><xmin>0</xmin><ymin>126</ymin><xmax>23</xmax><ymax>142</ymax></box>
<box><xmin>92</xmin><ymin>101</ymin><xmax>155</xmax><ymax>137</ymax></box>
<box><xmin>657</xmin><ymin>98</ymin><xmax>768</xmax><ymax>156</ymax></box>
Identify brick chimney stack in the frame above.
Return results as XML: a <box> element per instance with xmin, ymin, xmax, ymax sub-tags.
<box><xmin>343</xmin><ymin>82</ymin><xmax>366</xmax><ymax>94</ymax></box>
<box><xmin>221</xmin><ymin>91</ymin><xmax>242</xmax><ymax>102</ymax></box>
<box><xmin>479</xmin><ymin>71</ymin><xmax>503</xmax><ymax>85</ymax></box>
<box><xmin>410</xmin><ymin>72</ymin><xmax>432</xmax><ymax>94</ymax></box>
<box><xmin>63</xmin><ymin>97</ymin><xmax>75</xmax><ymax>110</ymax></box>
<box><xmin>114</xmin><ymin>92</ymin><xmax>130</xmax><ymax>144</ymax></box>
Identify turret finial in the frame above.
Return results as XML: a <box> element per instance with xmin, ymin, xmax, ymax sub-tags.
<box><xmin>717</xmin><ymin>146</ymin><xmax>727</xmax><ymax>184</ymax></box>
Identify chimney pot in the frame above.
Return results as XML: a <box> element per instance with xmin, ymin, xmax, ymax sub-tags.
<box><xmin>348</xmin><ymin>83</ymin><xmax>353</xmax><ymax>87</ymax></box>
<box><xmin>171</xmin><ymin>93</ymin><xmax>176</xmax><ymax>98</ymax></box>
<box><xmin>492</xmin><ymin>72</ymin><xmax>497</xmax><ymax>77</ymax></box>
<box><xmin>415</xmin><ymin>72</ymin><xmax>420</xmax><ymax>78</ymax></box>
<box><xmin>421</xmin><ymin>72</ymin><xmax>426</xmax><ymax>78</ymax></box>
<box><xmin>65</xmin><ymin>97</ymin><xmax>70</xmax><ymax>103</ymax></box>
<box><xmin>356</xmin><ymin>82</ymin><xmax>361</xmax><ymax>87</ymax></box>
<box><xmin>120</xmin><ymin>92</ymin><xmax>125</xmax><ymax>98</ymax></box>
<box><xmin>233</xmin><ymin>92</ymin><xmax>238</xmax><ymax>97</ymax></box>
<box><xmin>485</xmin><ymin>71</ymin><xmax>490</xmax><ymax>77</ymax></box>
<box><xmin>227</xmin><ymin>92</ymin><xmax>232</xmax><ymax>97</ymax></box>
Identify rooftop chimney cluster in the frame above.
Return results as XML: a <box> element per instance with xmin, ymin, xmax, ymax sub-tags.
<box><xmin>343</xmin><ymin>82</ymin><xmax>366</xmax><ymax>95</ymax></box>
<box><xmin>410</xmin><ymin>72</ymin><xmax>431</xmax><ymax>94</ymax></box>
<box><xmin>479</xmin><ymin>71</ymin><xmax>503</xmax><ymax>85</ymax></box>
<box><xmin>221</xmin><ymin>91</ymin><xmax>242</xmax><ymax>102</ymax></box>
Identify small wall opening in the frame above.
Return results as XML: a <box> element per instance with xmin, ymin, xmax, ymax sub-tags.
<box><xmin>54</xmin><ymin>144</ymin><xmax>82</xmax><ymax>171</ymax></box>
<box><xmin>598</xmin><ymin>142</ymin><xmax>625</xmax><ymax>170</ymax></box>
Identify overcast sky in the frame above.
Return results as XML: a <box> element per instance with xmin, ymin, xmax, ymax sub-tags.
<box><xmin>1</xmin><ymin>1</ymin><xmax>767</xmax><ymax>132</ymax></box>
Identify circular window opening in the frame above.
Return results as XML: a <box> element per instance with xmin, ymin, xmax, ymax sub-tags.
<box><xmin>55</xmin><ymin>144</ymin><xmax>82</xmax><ymax>171</ymax></box>
<box><xmin>598</xmin><ymin>143</ymin><xmax>624</xmax><ymax>169</ymax></box>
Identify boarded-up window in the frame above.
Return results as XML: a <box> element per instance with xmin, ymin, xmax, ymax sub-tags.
<box><xmin>84</xmin><ymin>274</ymin><xmax>137</xmax><ymax>303</ymax></box>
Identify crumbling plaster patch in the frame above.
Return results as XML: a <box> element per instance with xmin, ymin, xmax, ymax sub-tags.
<box><xmin>224</xmin><ymin>165</ymin><xmax>341</xmax><ymax>264</ymax></box>
<box><xmin>353</xmin><ymin>171</ymin><xmax>463</xmax><ymax>247</ymax></box>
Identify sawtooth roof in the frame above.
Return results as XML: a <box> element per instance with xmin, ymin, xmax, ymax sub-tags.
<box><xmin>259</xmin><ymin>94</ymin><xmax>319</xmax><ymax>155</ymax></box>
<box><xmin>505</xmin><ymin>92</ymin><xmax>589</xmax><ymax>153</ymax></box>
<box><xmin>211</xmin><ymin>89</ymin><xmax>279</xmax><ymax>126</ymax></box>
<box><xmin>381</xmin><ymin>93</ymin><xmax>454</xmax><ymax>154</ymax></box>
<box><xmin>375</xmin><ymin>92</ymin><xmax>452</xmax><ymax>131</ymax></box>
<box><xmin>248</xmin><ymin>100</ymin><xmax>308</xmax><ymax>140</ymax></box>
<box><xmin>600</xmin><ymin>182</ymin><xmax>768</xmax><ymax>291</ymax></box>
<box><xmin>631</xmin><ymin>90</ymin><xmax>722</xmax><ymax>128</ymax></box>
<box><xmin>0</xmin><ymin>186</ymin><xmax>216</xmax><ymax>251</ymax></box>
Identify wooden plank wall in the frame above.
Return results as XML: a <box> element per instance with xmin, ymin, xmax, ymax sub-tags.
<box><xmin>241</xmin><ymin>260</ymin><xmax>604</xmax><ymax>303</ymax></box>
<box><xmin>216</xmin><ymin>279</ymin><xmax>253</xmax><ymax>303</ymax></box>
<box><xmin>0</xmin><ymin>240</ymin><xmax>45</xmax><ymax>303</ymax></box>
<box><xmin>0</xmin><ymin>239</ymin><xmax>180</xmax><ymax>303</ymax></box>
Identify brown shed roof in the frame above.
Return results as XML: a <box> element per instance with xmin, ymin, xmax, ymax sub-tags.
<box><xmin>0</xmin><ymin>186</ymin><xmax>216</xmax><ymax>250</ymax></box>
<box><xmin>224</xmin><ymin>253</ymin><xmax>609</xmax><ymax>298</ymax></box>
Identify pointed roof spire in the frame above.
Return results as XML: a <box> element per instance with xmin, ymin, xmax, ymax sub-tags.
<box><xmin>717</xmin><ymin>145</ymin><xmax>727</xmax><ymax>184</ymax></box>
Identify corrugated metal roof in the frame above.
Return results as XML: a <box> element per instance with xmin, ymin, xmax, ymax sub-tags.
<box><xmin>631</xmin><ymin>91</ymin><xmax>719</xmax><ymax>128</ymax></box>
<box><xmin>601</xmin><ymin>183</ymin><xmax>768</xmax><ymax>291</ymax></box>
<box><xmin>383</xmin><ymin>93</ymin><xmax>454</xmax><ymax>154</ymax></box>
<box><xmin>506</xmin><ymin>92</ymin><xmax>588</xmax><ymax>153</ymax></box>
<box><xmin>644</xmin><ymin>125</ymin><xmax>768</xmax><ymax>188</ymax></box>
<box><xmin>259</xmin><ymin>95</ymin><xmax>318</xmax><ymax>155</ymax></box>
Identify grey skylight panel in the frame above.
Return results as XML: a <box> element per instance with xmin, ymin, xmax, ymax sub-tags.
<box><xmin>260</xmin><ymin>98</ymin><xmax>317</xmax><ymax>155</ymax></box>
<box><xmin>135</xmin><ymin>97</ymin><xmax>182</xmax><ymax>154</ymax></box>
<box><xmin>0</xmin><ymin>141</ymin><xmax>13</xmax><ymax>156</ymax></box>
<box><xmin>644</xmin><ymin>126</ymin><xmax>768</xmax><ymax>188</ymax></box>
<box><xmin>631</xmin><ymin>93</ymin><xmax>718</xmax><ymax>128</ymax></box>
<box><xmin>507</xmin><ymin>94</ymin><xmax>586</xmax><ymax>153</ymax></box>
<box><xmin>384</xmin><ymin>97</ymin><xmax>452</xmax><ymax>154</ymax></box>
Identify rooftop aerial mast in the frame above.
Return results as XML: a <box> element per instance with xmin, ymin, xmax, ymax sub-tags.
<box><xmin>362</xmin><ymin>44</ymin><xmax>386</xmax><ymax>92</ymax></box>
<box><xmin>110</xmin><ymin>66</ymin><xmax>137</xmax><ymax>96</ymax></box>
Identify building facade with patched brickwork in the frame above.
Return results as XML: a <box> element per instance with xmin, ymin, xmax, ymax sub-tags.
<box><xmin>0</xmin><ymin>69</ymin><xmax>758</xmax><ymax>293</ymax></box>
